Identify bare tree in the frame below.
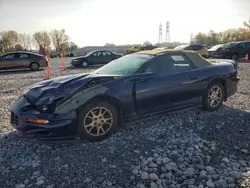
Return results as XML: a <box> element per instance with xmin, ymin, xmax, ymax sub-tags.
<box><xmin>18</xmin><ymin>33</ymin><xmax>28</xmax><ymax>50</ymax></box>
<box><xmin>50</xmin><ymin>29</ymin><xmax>69</xmax><ymax>55</ymax></box>
<box><xmin>244</xmin><ymin>19</ymin><xmax>250</xmax><ymax>28</ymax></box>
<box><xmin>68</xmin><ymin>42</ymin><xmax>78</xmax><ymax>52</ymax></box>
<box><xmin>143</xmin><ymin>41</ymin><xmax>152</xmax><ymax>46</ymax></box>
<box><xmin>105</xmin><ymin>43</ymin><xmax>116</xmax><ymax>47</ymax></box>
<box><xmin>26</xmin><ymin>34</ymin><xmax>33</xmax><ymax>51</ymax></box>
<box><xmin>33</xmin><ymin>31</ymin><xmax>51</xmax><ymax>54</ymax></box>
<box><xmin>0</xmin><ymin>30</ymin><xmax>19</xmax><ymax>52</ymax></box>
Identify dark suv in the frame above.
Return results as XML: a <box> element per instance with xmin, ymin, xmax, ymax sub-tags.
<box><xmin>212</xmin><ymin>41</ymin><xmax>250</xmax><ymax>60</ymax></box>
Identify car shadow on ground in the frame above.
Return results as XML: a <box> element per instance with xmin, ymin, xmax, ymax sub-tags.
<box><xmin>0</xmin><ymin>105</ymin><xmax>250</xmax><ymax>187</ymax></box>
<box><xmin>0</xmin><ymin>69</ymin><xmax>44</xmax><ymax>76</ymax></box>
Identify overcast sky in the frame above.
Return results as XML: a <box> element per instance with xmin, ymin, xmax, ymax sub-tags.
<box><xmin>0</xmin><ymin>0</ymin><xmax>249</xmax><ymax>47</ymax></box>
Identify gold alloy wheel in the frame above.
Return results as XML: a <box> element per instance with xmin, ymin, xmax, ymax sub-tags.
<box><xmin>208</xmin><ymin>86</ymin><xmax>222</xmax><ymax>108</ymax></box>
<box><xmin>83</xmin><ymin>107</ymin><xmax>113</xmax><ymax>136</ymax></box>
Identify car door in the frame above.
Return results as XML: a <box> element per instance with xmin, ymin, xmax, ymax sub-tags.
<box><xmin>102</xmin><ymin>51</ymin><xmax>113</xmax><ymax>64</ymax></box>
<box><xmin>237</xmin><ymin>43</ymin><xmax>247</xmax><ymax>58</ymax></box>
<box><xmin>0</xmin><ymin>53</ymin><xmax>17</xmax><ymax>69</ymax></box>
<box><xmin>246</xmin><ymin>42</ymin><xmax>250</xmax><ymax>57</ymax></box>
<box><xmin>135</xmin><ymin>53</ymin><xmax>200</xmax><ymax>115</ymax></box>
<box><xmin>15</xmin><ymin>53</ymin><xmax>30</xmax><ymax>68</ymax></box>
<box><xmin>88</xmin><ymin>51</ymin><xmax>104</xmax><ymax>65</ymax></box>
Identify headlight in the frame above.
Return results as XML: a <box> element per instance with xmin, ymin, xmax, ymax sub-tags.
<box><xmin>42</xmin><ymin>105</ymin><xmax>48</xmax><ymax>111</ymax></box>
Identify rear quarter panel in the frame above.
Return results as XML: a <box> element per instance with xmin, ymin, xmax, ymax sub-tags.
<box><xmin>30</xmin><ymin>55</ymin><xmax>47</xmax><ymax>67</ymax></box>
<box><xmin>195</xmin><ymin>63</ymin><xmax>234</xmax><ymax>93</ymax></box>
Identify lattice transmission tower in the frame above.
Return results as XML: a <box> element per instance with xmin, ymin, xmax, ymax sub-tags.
<box><xmin>165</xmin><ymin>21</ymin><xmax>170</xmax><ymax>43</ymax></box>
<box><xmin>158</xmin><ymin>23</ymin><xmax>163</xmax><ymax>44</ymax></box>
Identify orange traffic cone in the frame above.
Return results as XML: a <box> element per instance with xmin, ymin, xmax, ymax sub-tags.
<box><xmin>45</xmin><ymin>56</ymin><xmax>51</xmax><ymax>79</ymax></box>
<box><xmin>60</xmin><ymin>54</ymin><xmax>66</xmax><ymax>71</ymax></box>
<box><xmin>245</xmin><ymin>53</ymin><xmax>249</xmax><ymax>62</ymax></box>
<box><xmin>46</xmin><ymin>66</ymin><xmax>51</xmax><ymax>79</ymax></box>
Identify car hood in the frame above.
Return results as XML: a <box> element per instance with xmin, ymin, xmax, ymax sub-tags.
<box><xmin>72</xmin><ymin>57</ymin><xmax>84</xmax><ymax>61</ymax></box>
<box><xmin>24</xmin><ymin>73</ymin><xmax>116</xmax><ymax>106</ymax></box>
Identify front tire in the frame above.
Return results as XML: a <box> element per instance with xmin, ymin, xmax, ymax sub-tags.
<box><xmin>232</xmin><ymin>54</ymin><xmax>238</xmax><ymax>61</ymax></box>
<box><xmin>202</xmin><ymin>82</ymin><xmax>224</xmax><ymax>112</ymax></box>
<box><xmin>82</xmin><ymin>61</ymin><xmax>88</xmax><ymax>68</ymax></box>
<box><xmin>77</xmin><ymin>101</ymin><xmax>119</xmax><ymax>142</ymax></box>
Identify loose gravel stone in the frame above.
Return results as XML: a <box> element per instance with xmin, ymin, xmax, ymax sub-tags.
<box><xmin>1</xmin><ymin>61</ymin><xmax>250</xmax><ymax>187</ymax></box>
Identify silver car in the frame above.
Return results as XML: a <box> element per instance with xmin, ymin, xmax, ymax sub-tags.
<box><xmin>0</xmin><ymin>51</ymin><xmax>48</xmax><ymax>71</ymax></box>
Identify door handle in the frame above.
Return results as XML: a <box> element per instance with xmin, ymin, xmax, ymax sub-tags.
<box><xmin>190</xmin><ymin>76</ymin><xmax>198</xmax><ymax>80</ymax></box>
<box><xmin>126</xmin><ymin>76</ymin><xmax>154</xmax><ymax>82</ymax></box>
<box><xmin>137</xmin><ymin>76</ymin><xmax>154</xmax><ymax>82</ymax></box>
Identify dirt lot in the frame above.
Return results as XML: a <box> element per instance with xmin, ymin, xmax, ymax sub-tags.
<box><xmin>0</xmin><ymin>58</ymin><xmax>250</xmax><ymax>188</ymax></box>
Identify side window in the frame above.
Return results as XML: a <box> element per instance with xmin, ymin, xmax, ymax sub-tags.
<box><xmin>239</xmin><ymin>43</ymin><xmax>245</xmax><ymax>48</ymax></box>
<box><xmin>170</xmin><ymin>55</ymin><xmax>192</xmax><ymax>73</ymax></box>
<box><xmin>4</xmin><ymin>54</ymin><xmax>16</xmax><ymax>59</ymax></box>
<box><xmin>92</xmin><ymin>52</ymin><xmax>102</xmax><ymax>57</ymax></box>
<box><xmin>144</xmin><ymin>54</ymin><xmax>192</xmax><ymax>75</ymax></box>
<box><xmin>184</xmin><ymin>46</ymin><xmax>193</xmax><ymax>50</ymax></box>
<box><xmin>192</xmin><ymin>45</ymin><xmax>203</xmax><ymax>51</ymax></box>
<box><xmin>246</xmin><ymin>42</ymin><xmax>250</xmax><ymax>49</ymax></box>
<box><xmin>102</xmin><ymin>51</ymin><xmax>111</xmax><ymax>56</ymax></box>
<box><xmin>145</xmin><ymin>54</ymin><xmax>192</xmax><ymax>75</ymax></box>
<box><xmin>16</xmin><ymin>53</ymin><xmax>29</xmax><ymax>59</ymax></box>
<box><xmin>94</xmin><ymin>51</ymin><xmax>102</xmax><ymax>57</ymax></box>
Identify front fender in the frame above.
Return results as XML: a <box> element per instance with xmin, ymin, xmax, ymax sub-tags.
<box><xmin>55</xmin><ymin>85</ymin><xmax>109</xmax><ymax>114</ymax></box>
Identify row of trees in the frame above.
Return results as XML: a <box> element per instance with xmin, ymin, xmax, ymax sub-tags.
<box><xmin>105</xmin><ymin>19</ymin><xmax>250</xmax><ymax>48</ymax></box>
<box><xmin>192</xmin><ymin>19</ymin><xmax>250</xmax><ymax>46</ymax></box>
<box><xmin>0</xmin><ymin>29</ymin><xmax>78</xmax><ymax>56</ymax></box>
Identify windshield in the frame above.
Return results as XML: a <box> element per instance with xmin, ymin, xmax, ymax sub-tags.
<box><xmin>93</xmin><ymin>54</ymin><xmax>153</xmax><ymax>76</ymax></box>
<box><xmin>174</xmin><ymin>45</ymin><xmax>188</xmax><ymax>50</ymax></box>
<box><xmin>209</xmin><ymin>44</ymin><xmax>223</xmax><ymax>50</ymax></box>
<box><xmin>84</xmin><ymin>51</ymin><xmax>95</xmax><ymax>57</ymax></box>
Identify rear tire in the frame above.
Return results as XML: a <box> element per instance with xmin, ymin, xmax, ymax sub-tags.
<box><xmin>77</xmin><ymin>101</ymin><xmax>119</xmax><ymax>142</ymax></box>
<box><xmin>202</xmin><ymin>82</ymin><xmax>224</xmax><ymax>112</ymax></box>
<box><xmin>30</xmin><ymin>62</ymin><xmax>40</xmax><ymax>71</ymax></box>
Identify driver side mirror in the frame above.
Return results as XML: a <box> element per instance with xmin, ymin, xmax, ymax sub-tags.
<box><xmin>134</xmin><ymin>71</ymin><xmax>155</xmax><ymax>79</ymax></box>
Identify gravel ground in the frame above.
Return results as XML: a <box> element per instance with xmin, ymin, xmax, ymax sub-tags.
<box><xmin>0</xmin><ymin>59</ymin><xmax>250</xmax><ymax>188</ymax></box>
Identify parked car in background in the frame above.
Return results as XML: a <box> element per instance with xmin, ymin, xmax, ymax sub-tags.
<box><xmin>0</xmin><ymin>51</ymin><xmax>48</xmax><ymax>71</ymax></box>
<box><xmin>208</xmin><ymin>44</ymin><xmax>224</xmax><ymax>58</ymax></box>
<box><xmin>71</xmin><ymin>50</ymin><xmax>122</xmax><ymax>67</ymax></box>
<box><xmin>174</xmin><ymin>44</ymin><xmax>209</xmax><ymax>58</ymax></box>
<box><xmin>208</xmin><ymin>58</ymin><xmax>238</xmax><ymax>70</ymax></box>
<box><xmin>211</xmin><ymin>41</ymin><xmax>250</xmax><ymax>60</ymax></box>
<box><xmin>153</xmin><ymin>47</ymin><xmax>169</xmax><ymax>50</ymax></box>
<box><xmin>11</xmin><ymin>49</ymin><xmax>239</xmax><ymax>142</ymax></box>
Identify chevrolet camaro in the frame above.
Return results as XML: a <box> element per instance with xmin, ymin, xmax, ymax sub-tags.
<box><xmin>10</xmin><ymin>49</ymin><xmax>239</xmax><ymax>142</ymax></box>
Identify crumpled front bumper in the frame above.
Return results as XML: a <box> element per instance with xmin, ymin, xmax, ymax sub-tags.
<box><xmin>10</xmin><ymin>96</ymin><xmax>78</xmax><ymax>140</ymax></box>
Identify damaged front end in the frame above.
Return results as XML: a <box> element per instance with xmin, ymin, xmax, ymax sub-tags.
<box><xmin>10</xmin><ymin>73</ymin><xmax>116</xmax><ymax>141</ymax></box>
